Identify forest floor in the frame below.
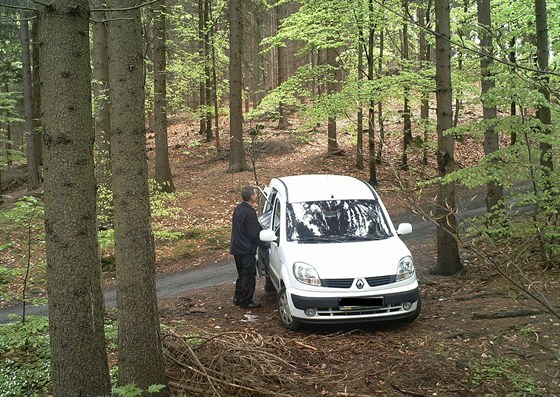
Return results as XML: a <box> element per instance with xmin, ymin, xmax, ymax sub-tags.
<box><xmin>1</xmin><ymin>113</ymin><xmax>559</xmax><ymax>396</ymax></box>
<box><xmin>148</xmin><ymin>115</ymin><xmax>560</xmax><ymax>397</ymax></box>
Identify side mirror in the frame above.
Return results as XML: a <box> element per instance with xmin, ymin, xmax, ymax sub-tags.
<box><xmin>396</xmin><ymin>223</ymin><xmax>412</xmax><ymax>235</ymax></box>
<box><xmin>260</xmin><ymin>229</ymin><xmax>277</xmax><ymax>243</ymax></box>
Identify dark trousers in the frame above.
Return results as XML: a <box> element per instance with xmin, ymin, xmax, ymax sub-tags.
<box><xmin>234</xmin><ymin>254</ymin><xmax>257</xmax><ymax>305</ymax></box>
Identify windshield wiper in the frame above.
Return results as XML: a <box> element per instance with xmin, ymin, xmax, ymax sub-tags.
<box><xmin>297</xmin><ymin>236</ymin><xmax>344</xmax><ymax>243</ymax></box>
<box><xmin>344</xmin><ymin>234</ymin><xmax>390</xmax><ymax>241</ymax></box>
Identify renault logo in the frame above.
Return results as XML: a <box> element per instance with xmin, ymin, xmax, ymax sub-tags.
<box><xmin>356</xmin><ymin>279</ymin><xmax>364</xmax><ymax>289</ymax></box>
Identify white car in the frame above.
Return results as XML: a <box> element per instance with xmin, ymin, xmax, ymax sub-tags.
<box><xmin>257</xmin><ymin>174</ymin><xmax>420</xmax><ymax>330</ymax></box>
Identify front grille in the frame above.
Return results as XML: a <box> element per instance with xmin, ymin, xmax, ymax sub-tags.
<box><xmin>322</xmin><ymin>275</ymin><xmax>396</xmax><ymax>289</ymax></box>
<box><xmin>366</xmin><ymin>275</ymin><xmax>396</xmax><ymax>287</ymax></box>
<box><xmin>322</xmin><ymin>278</ymin><xmax>354</xmax><ymax>288</ymax></box>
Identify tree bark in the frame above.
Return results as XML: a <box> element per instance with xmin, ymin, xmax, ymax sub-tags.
<box><xmin>106</xmin><ymin>0</ymin><xmax>169</xmax><ymax>393</ymax></box>
<box><xmin>433</xmin><ymin>0</ymin><xmax>462</xmax><ymax>275</ymax></box>
<box><xmin>152</xmin><ymin>0</ymin><xmax>175</xmax><ymax>192</ymax></box>
<box><xmin>227</xmin><ymin>0</ymin><xmax>250</xmax><ymax>173</ymax></box>
<box><xmin>38</xmin><ymin>2</ymin><xmax>111</xmax><ymax>395</ymax></box>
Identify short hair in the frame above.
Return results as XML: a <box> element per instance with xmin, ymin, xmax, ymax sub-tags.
<box><xmin>241</xmin><ymin>186</ymin><xmax>256</xmax><ymax>201</ymax></box>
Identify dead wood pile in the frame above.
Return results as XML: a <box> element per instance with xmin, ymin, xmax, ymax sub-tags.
<box><xmin>163</xmin><ymin>330</ymin><xmax>360</xmax><ymax>397</ymax></box>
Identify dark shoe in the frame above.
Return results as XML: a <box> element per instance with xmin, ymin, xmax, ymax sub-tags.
<box><xmin>240</xmin><ymin>301</ymin><xmax>261</xmax><ymax>309</ymax></box>
<box><xmin>233</xmin><ymin>298</ymin><xmax>240</xmax><ymax>306</ymax></box>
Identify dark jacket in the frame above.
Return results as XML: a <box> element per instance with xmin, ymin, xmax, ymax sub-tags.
<box><xmin>230</xmin><ymin>201</ymin><xmax>262</xmax><ymax>256</ymax></box>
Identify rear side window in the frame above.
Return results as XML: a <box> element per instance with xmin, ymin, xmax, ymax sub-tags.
<box><xmin>286</xmin><ymin>199</ymin><xmax>392</xmax><ymax>243</ymax></box>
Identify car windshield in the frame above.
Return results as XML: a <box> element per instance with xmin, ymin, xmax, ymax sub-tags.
<box><xmin>286</xmin><ymin>199</ymin><xmax>393</xmax><ymax>243</ymax></box>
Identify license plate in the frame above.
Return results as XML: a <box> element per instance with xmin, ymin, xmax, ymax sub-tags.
<box><xmin>339</xmin><ymin>297</ymin><xmax>383</xmax><ymax>309</ymax></box>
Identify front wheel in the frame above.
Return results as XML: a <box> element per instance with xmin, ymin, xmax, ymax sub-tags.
<box><xmin>277</xmin><ymin>286</ymin><xmax>300</xmax><ymax>331</ymax></box>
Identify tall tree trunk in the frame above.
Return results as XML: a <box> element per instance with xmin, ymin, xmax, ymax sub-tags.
<box><xmin>534</xmin><ymin>0</ymin><xmax>553</xmax><ymax>180</ymax></box>
<box><xmin>209</xmin><ymin>0</ymin><xmax>220</xmax><ymax>149</ymax></box>
<box><xmin>326</xmin><ymin>46</ymin><xmax>340</xmax><ymax>155</ymax></box>
<box><xmin>509</xmin><ymin>36</ymin><xmax>517</xmax><ymax>146</ymax></box>
<box><xmin>356</xmin><ymin>28</ymin><xmax>364</xmax><ymax>170</ymax></box>
<box><xmin>418</xmin><ymin>3</ymin><xmax>430</xmax><ymax>166</ymax></box>
<box><xmin>20</xmin><ymin>11</ymin><xmax>40</xmax><ymax>190</ymax></box>
<box><xmin>38</xmin><ymin>2</ymin><xmax>111</xmax><ymax>395</ymax></box>
<box><xmin>433</xmin><ymin>0</ymin><xmax>462</xmax><ymax>275</ymax></box>
<box><xmin>477</xmin><ymin>0</ymin><xmax>503</xmax><ymax>212</ymax></box>
<box><xmin>91</xmin><ymin>0</ymin><xmax>113</xmax><ymax>230</ymax></box>
<box><xmin>198</xmin><ymin>0</ymin><xmax>207</xmax><ymax>137</ymax></box>
<box><xmin>276</xmin><ymin>3</ymin><xmax>289</xmax><ymax>130</ymax></box>
<box><xmin>367</xmin><ymin>0</ymin><xmax>378</xmax><ymax>186</ymax></box>
<box><xmin>152</xmin><ymin>0</ymin><xmax>175</xmax><ymax>192</ymax></box>
<box><xmin>376</xmin><ymin>29</ymin><xmax>385</xmax><ymax>164</ymax></box>
<box><xmin>31</xmin><ymin>17</ymin><xmax>43</xmax><ymax>166</ymax></box>
<box><xmin>227</xmin><ymin>0</ymin><xmax>250</xmax><ymax>172</ymax></box>
<box><xmin>106</xmin><ymin>1</ymin><xmax>169</xmax><ymax>393</ymax></box>
<box><xmin>203</xmin><ymin>0</ymin><xmax>212</xmax><ymax>139</ymax></box>
<box><xmin>91</xmin><ymin>0</ymin><xmax>111</xmax><ymax>187</ymax></box>
<box><xmin>401</xmin><ymin>0</ymin><xmax>412</xmax><ymax>169</ymax></box>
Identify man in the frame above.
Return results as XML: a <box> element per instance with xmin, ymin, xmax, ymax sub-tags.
<box><xmin>230</xmin><ymin>186</ymin><xmax>262</xmax><ymax>309</ymax></box>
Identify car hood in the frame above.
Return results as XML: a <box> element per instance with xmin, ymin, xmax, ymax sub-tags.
<box><xmin>284</xmin><ymin>237</ymin><xmax>411</xmax><ymax>278</ymax></box>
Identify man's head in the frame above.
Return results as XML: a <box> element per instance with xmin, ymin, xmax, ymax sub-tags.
<box><xmin>241</xmin><ymin>186</ymin><xmax>257</xmax><ymax>203</ymax></box>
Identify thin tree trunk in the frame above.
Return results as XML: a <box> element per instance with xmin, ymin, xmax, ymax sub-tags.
<box><xmin>91</xmin><ymin>0</ymin><xmax>111</xmax><ymax>187</ymax></box>
<box><xmin>477</xmin><ymin>0</ymin><xmax>503</xmax><ymax>212</ymax></box>
<box><xmin>31</xmin><ymin>17</ymin><xmax>43</xmax><ymax>166</ymax></box>
<box><xmin>152</xmin><ymin>0</ymin><xmax>175</xmax><ymax>192</ymax></box>
<box><xmin>209</xmin><ymin>1</ymin><xmax>220</xmax><ymax>149</ymax></box>
<box><xmin>276</xmin><ymin>3</ymin><xmax>289</xmax><ymax>130</ymax></box>
<box><xmin>534</xmin><ymin>0</ymin><xmax>553</xmax><ymax>179</ymax></box>
<box><xmin>326</xmin><ymin>46</ymin><xmax>340</xmax><ymax>154</ymax></box>
<box><xmin>204</xmin><ymin>0</ymin><xmax>212</xmax><ymax>139</ymax></box>
<box><xmin>401</xmin><ymin>0</ymin><xmax>412</xmax><ymax>169</ymax></box>
<box><xmin>376</xmin><ymin>28</ymin><xmax>385</xmax><ymax>165</ymax></box>
<box><xmin>367</xmin><ymin>0</ymin><xmax>378</xmax><ymax>185</ymax></box>
<box><xmin>418</xmin><ymin>3</ymin><xmax>430</xmax><ymax>166</ymax></box>
<box><xmin>356</xmin><ymin>28</ymin><xmax>364</xmax><ymax>170</ymax></box>
<box><xmin>433</xmin><ymin>0</ymin><xmax>462</xmax><ymax>275</ymax></box>
<box><xmin>198</xmin><ymin>0</ymin><xmax>207</xmax><ymax>137</ymax></box>
<box><xmin>106</xmin><ymin>0</ymin><xmax>169</xmax><ymax>393</ymax></box>
<box><xmin>38</xmin><ymin>2</ymin><xmax>111</xmax><ymax>395</ymax></box>
<box><xmin>509</xmin><ymin>37</ymin><xmax>517</xmax><ymax>146</ymax></box>
<box><xmin>20</xmin><ymin>11</ymin><xmax>40</xmax><ymax>190</ymax></box>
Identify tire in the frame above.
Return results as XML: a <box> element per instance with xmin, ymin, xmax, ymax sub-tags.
<box><xmin>264</xmin><ymin>276</ymin><xmax>276</xmax><ymax>293</ymax></box>
<box><xmin>277</xmin><ymin>286</ymin><xmax>301</xmax><ymax>331</ymax></box>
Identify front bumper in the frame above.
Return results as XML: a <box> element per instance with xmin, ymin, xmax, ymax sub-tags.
<box><xmin>288</xmin><ymin>287</ymin><xmax>420</xmax><ymax>323</ymax></box>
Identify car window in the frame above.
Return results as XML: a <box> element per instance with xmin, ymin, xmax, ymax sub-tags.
<box><xmin>285</xmin><ymin>199</ymin><xmax>392</xmax><ymax>243</ymax></box>
<box><xmin>272</xmin><ymin>198</ymin><xmax>281</xmax><ymax>236</ymax></box>
<box><xmin>258</xmin><ymin>189</ymin><xmax>277</xmax><ymax>229</ymax></box>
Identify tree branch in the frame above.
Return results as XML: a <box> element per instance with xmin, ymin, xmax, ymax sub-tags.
<box><xmin>90</xmin><ymin>0</ymin><xmax>160</xmax><ymax>12</ymax></box>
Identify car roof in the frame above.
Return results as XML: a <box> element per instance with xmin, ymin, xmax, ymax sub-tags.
<box><xmin>272</xmin><ymin>174</ymin><xmax>377</xmax><ymax>203</ymax></box>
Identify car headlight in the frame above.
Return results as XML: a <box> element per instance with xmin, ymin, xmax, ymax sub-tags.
<box><xmin>397</xmin><ymin>256</ymin><xmax>415</xmax><ymax>281</ymax></box>
<box><xmin>293</xmin><ymin>262</ymin><xmax>321</xmax><ymax>286</ymax></box>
